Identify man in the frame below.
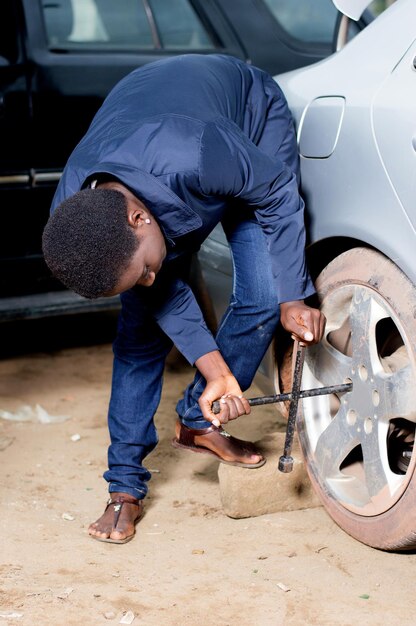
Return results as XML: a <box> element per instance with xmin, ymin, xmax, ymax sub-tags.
<box><xmin>42</xmin><ymin>54</ymin><xmax>325</xmax><ymax>544</ymax></box>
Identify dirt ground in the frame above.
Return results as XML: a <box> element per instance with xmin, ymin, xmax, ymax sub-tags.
<box><xmin>0</xmin><ymin>313</ymin><xmax>415</xmax><ymax>626</ymax></box>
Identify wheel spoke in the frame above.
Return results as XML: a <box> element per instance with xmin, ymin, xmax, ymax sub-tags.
<box><xmin>348</xmin><ymin>286</ymin><xmax>389</xmax><ymax>374</ymax></box>
<box><xmin>361</xmin><ymin>420</ymin><xmax>403</xmax><ymax>500</ymax></box>
<box><xmin>314</xmin><ymin>408</ymin><xmax>359</xmax><ymax>478</ymax></box>
<box><xmin>361</xmin><ymin>425</ymin><xmax>390</xmax><ymax>499</ymax></box>
<box><xmin>306</xmin><ymin>341</ymin><xmax>351</xmax><ymax>388</ymax></box>
<box><xmin>384</xmin><ymin>364</ymin><xmax>416</xmax><ymax>423</ymax></box>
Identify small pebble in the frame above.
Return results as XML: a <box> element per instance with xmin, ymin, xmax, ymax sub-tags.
<box><xmin>120</xmin><ymin>610</ymin><xmax>135</xmax><ymax>624</ymax></box>
<box><xmin>57</xmin><ymin>587</ymin><xmax>74</xmax><ymax>599</ymax></box>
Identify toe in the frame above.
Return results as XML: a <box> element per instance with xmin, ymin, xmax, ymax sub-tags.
<box><xmin>88</xmin><ymin>522</ymin><xmax>111</xmax><ymax>539</ymax></box>
<box><xmin>88</xmin><ymin>522</ymin><xmax>99</xmax><ymax>531</ymax></box>
<box><xmin>109</xmin><ymin>529</ymin><xmax>129</xmax><ymax>541</ymax></box>
<box><xmin>88</xmin><ymin>526</ymin><xmax>106</xmax><ymax>539</ymax></box>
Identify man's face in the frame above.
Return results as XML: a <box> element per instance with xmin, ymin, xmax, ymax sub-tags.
<box><xmin>96</xmin><ymin>181</ymin><xmax>167</xmax><ymax>296</ymax></box>
<box><xmin>110</xmin><ymin>218</ymin><xmax>167</xmax><ymax>294</ymax></box>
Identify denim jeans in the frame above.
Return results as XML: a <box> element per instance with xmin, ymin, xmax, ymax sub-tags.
<box><xmin>103</xmin><ymin>215</ymin><xmax>280</xmax><ymax>499</ymax></box>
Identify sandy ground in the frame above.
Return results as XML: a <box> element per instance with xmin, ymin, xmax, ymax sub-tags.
<box><xmin>0</xmin><ymin>313</ymin><xmax>415</xmax><ymax>626</ymax></box>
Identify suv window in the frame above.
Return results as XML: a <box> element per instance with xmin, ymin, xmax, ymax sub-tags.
<box><xmin>262</xmin><ymin>0</ymin><xmax>397</xmax><ymax>51</ymax></box>
<box><xmin>369</xmin><ymin>0</ymin><xmax>397</xmax><ymax>16</ymax></box>
<box><xmin>41</xmin><ymin>0</ymin><xmax>214</xmax><ymax>51</ymax></box>
<box><xmin>262</xmin><ymin>0</ymin><xmax>339</xmax><ymax>44</ymax></box>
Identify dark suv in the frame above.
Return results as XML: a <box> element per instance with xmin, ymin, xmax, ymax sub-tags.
<box><xmin>0</xmin><ymin>0</ymin><xmax>369</xmax><ymax>320</ymax></box>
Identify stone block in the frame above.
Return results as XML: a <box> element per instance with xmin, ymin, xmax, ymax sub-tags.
<box><xmin>218</xmin><ymin>431</ymin><xmax>321</xmax><ymax>519</ymax></box>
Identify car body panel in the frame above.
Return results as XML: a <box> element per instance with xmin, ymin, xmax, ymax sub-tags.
<box><xmin>372</xmin><ymin>40</ymin><xmax>416</xmax><ymax>233</ymax></box>
<box><xmin>276</xmin><ymin>0</ymin><xmax>416</xmax><ymax>287</ymax></box>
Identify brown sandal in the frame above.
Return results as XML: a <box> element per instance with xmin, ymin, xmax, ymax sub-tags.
<box><xmin>172</xmin><ymin>420</ymin><xmax>266</xmax><ymax>468</ymax></box>
<box><xmin>90</xmin><ymin>495</ymin><xmax>144</xmax><ymax>544</ymax></box>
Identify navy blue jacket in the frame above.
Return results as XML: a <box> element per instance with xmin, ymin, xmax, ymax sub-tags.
<box><xmin>51</xmin><ymin>54</ymin><xmax>314</xmax><ymax>364</ymax></box>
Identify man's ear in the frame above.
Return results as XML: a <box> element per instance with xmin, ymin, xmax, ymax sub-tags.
<box><xmin>126</xmin><ymin>205</ymin><xmax>150</xmax><ymax>229</ymax></box>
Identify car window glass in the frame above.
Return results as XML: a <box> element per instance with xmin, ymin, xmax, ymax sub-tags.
<box><xmin>369</xmin><ymin>0</ymin><xmax>396</xmax><ymax>16</ymax></box>
<box><xmin>262</xmin><ymin>0</ymin><xmax>339</xmax><ymax>44</ymax></box>
<box><xmin>41</xmin><ymin>0</ymin><xmax>214</xmax><ymax>50</ymax></box>
<box><xmin>150</xmin><ymin>0</ymin><xmax>213</xmax><ymax>49</ymax></box>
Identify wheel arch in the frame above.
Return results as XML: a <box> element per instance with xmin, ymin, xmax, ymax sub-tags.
<box><xmin>305</xmin><ymin>235</ymin><xmax>377</xmax><ymax>283</ymax></box>
<box><xmin>272</xmin><ymin>235</ymin><xmax>377</xmax><ymax>385</ymax></box>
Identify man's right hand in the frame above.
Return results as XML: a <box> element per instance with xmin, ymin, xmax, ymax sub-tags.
<box><xmin>195</xmin><ymin>351</ymin><xmax>250</xmax><ymax>426</ymax></box>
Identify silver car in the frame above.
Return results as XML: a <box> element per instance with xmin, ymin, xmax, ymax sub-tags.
<box><xmin>199</xmin><ymin>0</ymin><xmax>416</xmax><ymax>551</ymax></box>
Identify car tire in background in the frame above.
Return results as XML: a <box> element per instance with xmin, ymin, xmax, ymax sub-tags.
<box><xmin>296</xmin><ymin>247</ymin><xmax>416</xmax><ymax>550</ymax></box>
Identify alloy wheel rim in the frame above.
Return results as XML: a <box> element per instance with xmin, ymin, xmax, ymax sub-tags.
<box><xmin>300</xmin><ymin>283</ymin><xmax>416</xmax><ymax>516</ymax></box>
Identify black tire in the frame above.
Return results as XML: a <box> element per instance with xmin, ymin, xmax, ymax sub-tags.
<box><xmin>299</xmin><ymin>247</ymin><xmax>416</xmax><ymax>550</ymax></box>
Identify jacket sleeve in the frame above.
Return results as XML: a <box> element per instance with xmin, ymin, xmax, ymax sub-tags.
<box><xmin>153</xmin><ymin>277</ymin><xmax>219</xmax><ymax>365</ymax></box>
<box><xmin>198</xmin><ymin>118</ymin><xmax>315</xmax><ymax>303</ymax></box>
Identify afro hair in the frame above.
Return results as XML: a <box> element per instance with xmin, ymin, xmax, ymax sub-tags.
<box><xmin>42</xmin><ymin>188</ymin><xmax>139</xmax><ymax>298</ymax></box>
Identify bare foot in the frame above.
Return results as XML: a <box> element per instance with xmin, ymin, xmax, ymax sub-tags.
<box><xmin>88</xmin><ymin>492</ymin><xmax>143</xmax><ymax>543</ymax></box>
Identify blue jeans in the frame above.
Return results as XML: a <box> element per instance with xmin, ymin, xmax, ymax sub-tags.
<box><xmin>104</xmin><ymin>215</ymin><xmax>280</xmax><ymax>499</ymax></box>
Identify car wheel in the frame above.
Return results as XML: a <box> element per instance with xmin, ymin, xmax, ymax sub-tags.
<box><xmin>299</xmin><ymin>247</ymin><xmax>416</xmax><ymax>550</ymax></box>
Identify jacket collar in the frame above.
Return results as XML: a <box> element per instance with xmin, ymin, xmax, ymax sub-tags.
<box><xmin>84</xmin><ymin>162</ymin><xmax>202</xmax><ymax>243</ymax></box>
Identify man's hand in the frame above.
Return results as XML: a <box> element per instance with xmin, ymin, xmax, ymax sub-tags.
<box><xmin>195</xmin><ymin>351</ymin><xmax>250</xmax><ymax>427</ymax></box>
<box><xmin>280</xmin><ymin>300</ymin><xmax>326</xmax><ymax>345</ymax></box>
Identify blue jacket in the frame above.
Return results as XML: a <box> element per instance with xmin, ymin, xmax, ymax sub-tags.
<box><xmin>51</xmin><ymin>54</ymin><xmax>314</xmax><ymax>364</ymax></box>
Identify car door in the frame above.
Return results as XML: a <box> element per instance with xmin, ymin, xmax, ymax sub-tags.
<box><xmin>25</xmin><ymin>0</ymin><xmax>246</xmax><ymax>173</ymax></box>
<box><xmin>0</xmin><ymin>0</ymin><xmax>40</xmax><ymax>297</ymax></box>
<box><xmin>13</xmin><ymin>0</ymin><xmax>247</xmax><ymax>298</ymax></box>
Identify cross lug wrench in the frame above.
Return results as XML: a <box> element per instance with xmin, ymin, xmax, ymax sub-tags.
<box><xmin>211</xmin><ymin>342</ymin><xmax>353</xmax><ymax>473</ymax></box>
<box><xmin>278</xmin><ymin>342</ymin><xmax>305</xmax><ymax>473</ymax></box>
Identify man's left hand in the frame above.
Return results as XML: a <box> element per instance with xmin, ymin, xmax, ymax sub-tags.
<box><xmin>280</xmin><ymin>300</ymin><xmax>326</xmax><ymax>345</ymax></box>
